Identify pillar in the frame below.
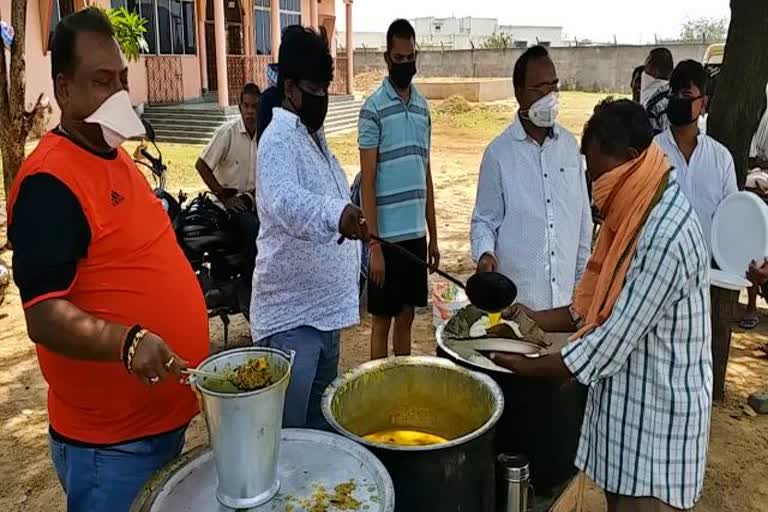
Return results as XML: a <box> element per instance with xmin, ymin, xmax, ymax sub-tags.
<box><xmin>243</xmin><ymin>0</ymin><xmax>254</xmax><ymax>57</ymax></box>
<box><xmin>198</xmin><ymin>0</ymin><xmax>208</xmax><ymax>92</ymax></box>
<box><xmin>270</xmin><ymin>0</ymin><xmax>281</xmax><ymax>62</ymax></box>
<box><xmin>214</xmin><ymin>0</ymin><xmax>229</xmax><ymax>106</ymax></box>
<box><xmin>309</xmin><ymin>0</ymin><xmax>318</xmax><ymax>29</ymax></box>
<box><xmin>345</xmin><ymin>0</ymin><xmax>353</xmax><ymax>95</ymax></box>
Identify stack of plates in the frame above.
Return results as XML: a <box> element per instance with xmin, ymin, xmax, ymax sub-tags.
<box><xmin>710</xmin><ymin>191</ymin><xmax>768</xmax><ymax>290</ymax></box>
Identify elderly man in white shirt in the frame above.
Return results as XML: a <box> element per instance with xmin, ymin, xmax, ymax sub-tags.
<box><xmin>655</xmin><ymin>60</ymin><xmax>737</xmax><ymax>257</ymax></box>
<box><xmin>252</xmin><ymin>26</ymin><xmax>367</xmax><ymax>429</ymax></box>
<box><xmin>195</xmin><ymin>83</ymin><xmax>262</xmax><ymax>278</ymax></box>
<box><xmin>471</xmin><ymin>45</ymin><xmax>592</xmax><ymax>311</ymax></box>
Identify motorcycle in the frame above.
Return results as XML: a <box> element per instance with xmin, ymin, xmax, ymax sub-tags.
<box><xmin>135</xmin><ymin>121</ymin><xmax>252</xmax><ymax>343</ymax></box>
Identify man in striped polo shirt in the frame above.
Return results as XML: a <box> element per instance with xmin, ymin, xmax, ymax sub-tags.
<box><xmin>358</xmin><ymin>19</ymin><xmax>439</xmax><ymax>359</ymax></box>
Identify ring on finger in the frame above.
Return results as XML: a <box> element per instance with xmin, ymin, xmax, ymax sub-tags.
<box><xmin>164</xmin><ymin>356</ymin><xmax>175</xmax><ymax>370</ymax></box>
<box><xmin>149</xmin><ymin>376</ymin><xmax>160</xmax><ymax>384</ymax></box>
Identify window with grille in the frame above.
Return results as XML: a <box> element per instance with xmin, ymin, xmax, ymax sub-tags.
<box><xmin>49</xmin><ymin>0</ymin><xmax>75</xmax><ymax>52</ymax></box>
<box><xmin>279</xmin><ymin>0</ymin><xmax>300</xmax><ymax>30</ymax></box>
<box><xmin>112</xmin><ymin>0</ymin><xmax>197</xmax><ymax>55</ymax></box>
<box><xmin>254</xmin><ymin>0</ymin><xmax>271</xmax><ymax>55</ymax></box>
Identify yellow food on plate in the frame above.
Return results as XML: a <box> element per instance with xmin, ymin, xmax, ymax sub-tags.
<box><xmin>363</xmin><ymin>429</ymin><xmax>449</xmax><ymax>446</ymax></box>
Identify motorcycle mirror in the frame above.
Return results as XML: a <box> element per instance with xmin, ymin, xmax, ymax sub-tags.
<box><xmin>141</xmin><ymin>118</ymin><xmax>157</xmax><ymax>143</ymax></box>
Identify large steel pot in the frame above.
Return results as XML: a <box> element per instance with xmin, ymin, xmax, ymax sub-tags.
<box><xmin>192</xmin><ymin>346</ymin><xmax>293</xmax><ymax>509</ymax></box>
<box><xmin>436</xmin><ymin>326</ymin><xmax>586</xmax><ymax>490</ymax></box>
<box><xmin>322</xmin><ymin>356</ymin><xmax>504</xmax><ymax>512</ymax></box>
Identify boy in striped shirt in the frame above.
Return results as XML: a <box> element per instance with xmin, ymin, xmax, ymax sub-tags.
<box><xmin>358</xmin><ymin>19</ymin><xmax>439</xmax><ymax>359</ymax></box>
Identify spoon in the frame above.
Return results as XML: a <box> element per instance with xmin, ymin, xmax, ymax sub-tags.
<box><xmin>349</xmin><ymin>235</ymin><xmax>517</xmax><ymax>313</ymax></box>
<box><xmin>183</xmin><ymin>368</ymin><xmax>230</xmax><ymax>381</ymax></box>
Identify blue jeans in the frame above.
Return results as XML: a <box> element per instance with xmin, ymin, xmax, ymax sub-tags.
<box><xmin>261</xmin><ymin>326</ymin><xmax>340</xmax><ymax>429</ymax></box>
<box><xmin>49</xmin><ymin>427</ymin><xmax>186</xmax><ymax>512</ymax></box>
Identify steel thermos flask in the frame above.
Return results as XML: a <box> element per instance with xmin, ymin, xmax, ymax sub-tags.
<box><xmin>497</xmin><ymin>453</ymin><xmax>531</xmax><ymax>512</ymax></box>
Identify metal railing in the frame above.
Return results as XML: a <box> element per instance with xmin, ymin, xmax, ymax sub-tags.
<box><xmin>331</xmin><ymin>58</ymin><xmax>349</xmax><ymax>96</ymax></box>
<box><xmin>226</xmin><ymin>55</ymin><xmax>274</xmax><ymax>105</ymax></box>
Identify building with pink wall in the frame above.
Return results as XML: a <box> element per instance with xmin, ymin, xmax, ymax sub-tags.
<box><xmin>1</xmin><ymin>0</ymin><xmax>354</xmax><ymax>129</ymax></box>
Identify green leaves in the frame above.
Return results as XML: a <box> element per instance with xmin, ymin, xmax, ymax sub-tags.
<box><xmin>106</xmin><ymin>6</ymin><xmax>149</xmax><ymax>62</ymax></box>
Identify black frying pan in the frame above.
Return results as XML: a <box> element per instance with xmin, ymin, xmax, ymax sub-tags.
<box><xmin>347</xmin><ymin>235</ymin><xmax>517</xmax><ymax>313</ymax></box>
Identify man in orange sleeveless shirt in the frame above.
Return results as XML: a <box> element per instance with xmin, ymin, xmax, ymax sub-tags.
<box><xmin>7</xmin><ymin>8</ymin><xmax>208</xmax><ymax>512</ymax></box>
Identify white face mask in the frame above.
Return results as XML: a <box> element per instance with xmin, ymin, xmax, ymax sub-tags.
<box><xmin>84</xmin><ymin>90</ymin><xmax>145</xmax><ymax>148</ymax></box>
<box><xmin>523</xmin><ymin>92</ymin><xmax>559</xmax><ymax>128</ymax></box>
<box><xmin>639</xmin><ymin>72</ymin><xmax>668</xmax><ymax>106</ymax></box>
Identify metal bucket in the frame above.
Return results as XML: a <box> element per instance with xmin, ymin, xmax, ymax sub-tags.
<box><xmin>192</xmin><ymin>346</ymin><xmax>293</xmax><ymax>509</ymax></box>
<box><xmin>322</xmin><ymin>356</ymin><xmax>504</xmax><ymax>511</ymax></box>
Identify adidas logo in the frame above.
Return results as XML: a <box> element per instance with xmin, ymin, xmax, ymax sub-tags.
<box><xmin>111</xmin><ymin>190</ymin><xmax>125</xmax><ymax>206</ymax></box>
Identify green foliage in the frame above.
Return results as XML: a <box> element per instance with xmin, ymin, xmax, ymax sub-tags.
<box><xmin>481</xmin><ymin>32</ymin><xmax>514</xmax><ymax>50</ymax></box>
<box><xmin>680</xmin><ymin>16</ymin><xmax>729</xmax><ymax>43</ymax></box>
<box><xmin>106</xmin><ymin>6</ymin><xmax>149</xmax><ymax>62</ymax></box>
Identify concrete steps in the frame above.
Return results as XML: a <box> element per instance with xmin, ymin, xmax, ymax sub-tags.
<box><xmin>143</xmin><ymin>95</ymin><xmax>362</xmax><ymax>144</ymax></box>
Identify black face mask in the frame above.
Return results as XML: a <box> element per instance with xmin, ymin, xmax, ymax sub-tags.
<box><xmin>667</xmin><ymin>95</ymin><xmax>701</xmax><ymax>127</ymax></box>
<box><xmin>389</xmin><ymin>61</ymin><xmax>417</xmax><ymax>90</ymax></box>
<box><xmin>291</xmin><ymin>88</ymin><xmax>329</xmax><ymax>134</ymax></box>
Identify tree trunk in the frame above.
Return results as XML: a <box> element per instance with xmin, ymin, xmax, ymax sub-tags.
<box><xmin>707</xmin><ymin>0</ymin><xmax>768</xmax><ymax>189</ymax></box>
<box><xmin>1</xmin><ymin>139</ymin><xmax>25</xmax><ymax>194</ymax></box>
<box><xmin>0</xmin><ymin>0</ymin><xmax>45</xmax><ymax>197</ymax></box>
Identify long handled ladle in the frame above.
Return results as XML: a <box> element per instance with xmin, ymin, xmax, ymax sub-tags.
<box><xmin>346</xmin><ymin>235</ymin><xmax>518</xmax><ymax>313</ymax></box>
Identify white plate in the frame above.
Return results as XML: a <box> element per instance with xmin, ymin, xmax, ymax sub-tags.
<box><xmin>453</xmin><ymin>338</ymin><xmax>542</xmax><ymax>355</ymax></box>
<box><xmin>711</xmin><ymin>192</ymin><xmax>768</xmax><ymax>276</ymax></box>
<box><xmin>710</xmin><ymin>269</ymin><xmax>751</xmax><ymax>291</ymax></box>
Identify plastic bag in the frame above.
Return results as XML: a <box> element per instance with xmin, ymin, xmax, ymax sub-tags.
<box><xmin>1</xmin><ymin>21</ymin><xmax>14</xmax><ymax>49</ymax></box>
<box><xmin>432</xmin><ymin>281</ymin><xmax>469</xmax><ymax>327</ymax></box>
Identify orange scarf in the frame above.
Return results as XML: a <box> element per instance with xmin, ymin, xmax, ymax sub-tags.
<box><xmin>571</xmin><ymin>142</ymin><xmax>671</xmax><ymax>339</ymax></box>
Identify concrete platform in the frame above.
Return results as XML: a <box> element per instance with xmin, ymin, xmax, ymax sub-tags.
<box><xmin>414</xmin><ymin>78</ymin><xmax>513</xmax><ymax>102</ymax></box>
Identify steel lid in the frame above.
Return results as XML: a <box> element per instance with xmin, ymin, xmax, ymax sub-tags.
<box><xmin>497</xmin><ymin>453</ymin><xmax>530</xmax><ymax>482</ymax></box>
<box><xmin>131</xmin><ymin>429</ymin><xmax>395</xmax><ymax>512</ymax></box>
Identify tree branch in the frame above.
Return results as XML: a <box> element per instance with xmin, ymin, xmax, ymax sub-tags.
<box><xmin>22</xmin><ymin>92</ymin><xmax>45</xmax><ymax>135</ymax></box>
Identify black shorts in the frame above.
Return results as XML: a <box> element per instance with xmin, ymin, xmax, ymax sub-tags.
<box><xmin>368</xmin><ymin>237</ymin><xmax>428</xmax><ymax>317</ymax></box>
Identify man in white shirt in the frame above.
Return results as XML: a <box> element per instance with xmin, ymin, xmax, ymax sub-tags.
<box><xmin>655</xmin><ymin>60</ymin><xmax>737</xmax><ymax>257</ymax></box>
<box><xmin>748</xmin><ymin>83</ymin><xmax>768</xmax><ymax>174</ymax></box>
<box><xmin>252</xmin><ymin>26</ymin><xmax>367</xmax><ymax>429</ymax></box>
<box><xmin>195</xmin><ymin>83</ymin><xmax>261</xmax><ymax>274</ymax></box>
<box><xmin>741</xmin><ymin>82</ymin><xmax>768</xmax><ymax>329</ymax></box>
<box><xmin>471</xmin><ymin>45</ymin><xmax>592</xmax><ymax>311</ymax></box>
<box><xmin>196</xmin><ymin>83</ymin><xmax>260</xmax><ymax>211</ymax></box>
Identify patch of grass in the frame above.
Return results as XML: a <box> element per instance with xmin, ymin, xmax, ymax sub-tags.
<box><xmin>433</xmin><ymin>104</ymin><xmax>516</xmax><ymax>142</ymax></box>
<box><xmin>328</xmin><ymin>132</ymin><xmax>359</xmax><ymax>170</ymax></box>
<box><xmin>123</xmin><ymin>141</ymin><xmax>207</xmax><ymax>193</ymax></box>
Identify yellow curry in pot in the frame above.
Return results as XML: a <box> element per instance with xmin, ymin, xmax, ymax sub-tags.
<box><xmin>363</xmin><ymin>429</ymin><xmax>449</xmax><ymax>446</ymax></box>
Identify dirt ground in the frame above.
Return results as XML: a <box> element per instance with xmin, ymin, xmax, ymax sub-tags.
<box><xmin>1</xmin><ymin>94</ymin><xmax>768</xmax><ymax>511</ymax></box>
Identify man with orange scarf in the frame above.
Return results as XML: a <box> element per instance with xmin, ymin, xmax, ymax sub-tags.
<box><xmin>491</xmin><ymin>99</ymin><xmax>712</xmax><ymax>511</ymax></box>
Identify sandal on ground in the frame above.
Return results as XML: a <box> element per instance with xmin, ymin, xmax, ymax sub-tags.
<box><xmin>740</xmin><ymin>314</ymin><xmax>760</xmax><ymax>330</ymax></box>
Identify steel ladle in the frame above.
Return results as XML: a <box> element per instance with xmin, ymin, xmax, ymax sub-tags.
<box><xmin>360</xmin><ymin>235</ymin><xmax>517</xmax><ymax>313</ymax></box>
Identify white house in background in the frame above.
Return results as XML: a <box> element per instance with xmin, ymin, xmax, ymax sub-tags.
<box><xmin>412</xmin><ymin>16</ymin><xmax>563</xmax><ymax>49</ymax></box>
<box><xmin>338</xmin><ymin>16</ymin><xmax>564</xmax><ymax>51</ymax></box>
<box><xmin>497</xmin><ymin>25</ymin><xmax>564</xmax><ymax>48</ymax></box>
<box><xmin>349</xmin><ymin>31</ymin><xmax>387</xmax><ymax>50</ymax></box>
